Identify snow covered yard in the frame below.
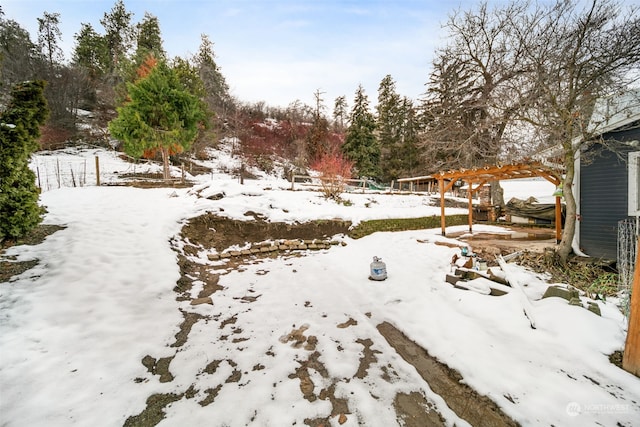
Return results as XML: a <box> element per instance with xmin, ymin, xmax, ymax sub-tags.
<box><xmin>1</xmin><ymin>148</ymin><xmax>639</xmax><ymax>426</ymax></box>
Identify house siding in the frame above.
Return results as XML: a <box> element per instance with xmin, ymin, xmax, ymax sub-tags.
<box><xmin>580</xmin><ymin>126</ymin><xmax>640</xmax><ymax>259</ymax></box>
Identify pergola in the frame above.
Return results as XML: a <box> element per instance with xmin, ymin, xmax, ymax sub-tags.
<box><xmin>436</xmin><ymin>163</ymin><xmax>563</xmax><ymax>242</ymax></box>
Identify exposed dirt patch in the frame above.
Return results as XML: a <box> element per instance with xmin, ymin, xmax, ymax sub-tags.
<box><xmin>123</xmin><ymin>392</ymin><xmax>184</xmax><ymax>427</ymax></box>
<box><xmin>378</xmin><ymin>321</ymin><xmax>520</xmax><ymax>427</ymax></box>
<box><xmin>128</xmin><ymin>214</ymin><xmax>532</xmax><ymax>426</ymax></box>
<box><xmin>198</xmin><ymin>384</ymin><xmax>222</xmax><ymax>407</ymax></box>
<box><xmin>141</xmin><ymin>355</ymin><xmax>175</xmax><ymax>383</ymax></box>
<box><xmin>179</xmin><ymin>212</ymin><xmax>351</xmax><ymax>254</ymax></box>
<box><xmin>0</xmin><ymin>224</ymin><xmax>65</xmax><ymax>283</ymax></box>
<box><xmin>0</xmin><ymin>224</ymin><xmax>66</xmax><ymax>250</ymax></box>
<box><xmin>289</xmin><ymin>350</ymin><xmax>354</xmax><ymax>426</ymax></box>
<box><xmin>609</xmin><ymin>350</ymin><xmax>624</xmax><ymax>368</ymax></box>
<box><xmin>394</xmin><ymin>391</ymin><xmax>447</xmax><ymax>427</ymax></box>
<box><xmin>0</xmin><ymin>259</ymin><xmax>39</xmax><ymax>283</ymax></box>
<box><xmin>171</xmin><ymin>310</ymin><xmax>206</xmax><ymax>348</ymax></box>
<box><xmin>174</xmin><ymin>254</ymin><xmax>222</xmax><ymax>300</ymax></box>
<box><xmin>337</xmin><ymin>317</ymin><xmax>358</xmax><ymax>328</ymax></box>
<box><xmin>281</xmin><ymin>324</ymin><xmax>318</xmax><ymax>352</ymax></box>
<box><xmin>354</xmin><ymin>338</ymin><xmax>381</xmax><ymax>379</ymax></box>
<box><xmin>104</xmin><ymin>180</ymin><xmax>194</xmax><ymax>189</ymax></box>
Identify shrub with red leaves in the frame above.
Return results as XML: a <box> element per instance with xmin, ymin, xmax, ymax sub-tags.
<box><xmin>310</xmin><ymin>153</ymin><xmax>353</xmax><ymax>199</ymax></box>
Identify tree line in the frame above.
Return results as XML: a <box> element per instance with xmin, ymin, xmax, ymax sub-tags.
<box><xmin>1</xmin><ymin>0</ymin><xmax>639</xmax><ymax>259</ymax></box>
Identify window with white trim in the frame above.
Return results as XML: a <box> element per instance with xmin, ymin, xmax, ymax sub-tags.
<box><xmin>628</xmin><ymin>151</ymin><xmax>640</xmax><ymax>216</ymax></box>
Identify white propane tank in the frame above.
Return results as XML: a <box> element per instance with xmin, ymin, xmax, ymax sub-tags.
<box><xmin>369</xmin><ymin>256</ymin><xmax>387</xmax><ymax>281</ymax></box>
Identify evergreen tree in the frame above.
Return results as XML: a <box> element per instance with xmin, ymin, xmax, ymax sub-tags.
<box><xmin>100</xmin><ymin>0</ymin><xmax>133</xmax><ymax>72</ymax></box>
<box><xmin>332</xmin><ymin>95</ymin><xmax>347</xmax><ymax>132</ymax></box>
<box><xmin>172</xmin><ymin>55</ymin><xmax>212</xmax><ymax>153</ymax></box>
<box><xmin>172</xmin><ymin>56</ymin><xmax>205</xmax><ymax>99</ymax></box>
<box><xmin>135</xmin><ymin>12</ymin><xmax>165</xmax><ymax>63</ymax></box>
<box><xmin>108</xmin><ymin>58</ymin><xmax>206</xmax><ymax>180</ymax></box>
<box><xmin>342</xmin><ymin>85</ymin><xmax>380</xmax><ymax>178</ymax></box>
<box><xmin>306</xmin><ymin>89</ymin><xmax>330</xmax><ymax>162</ymax></box>
<box><xmin>0</xmin><ymin>80</ymin><xmax>49</xmax><ymax>240</ymax></box>
<box><xmin>0</xmin><ymin>16</ymin><xmax>38</xmax><ymax>101</ymax></box>
<box><xmin>37</xmin><ymin>12</ymin><xmax>64</xmax><ymax>69</ymax></box>
<box><xmin>72</xmin><ymin>23</ymin><xmax>108</xmax><ymax>78</ymax></box>
<box><xmin>195</xmin><ymin>34</ymin><xmax>230</xmax><ymax>112</ymax></box>
<box><xmin>376</xmin><ymin>74</ymin><xmax>404</xmax><ymax>181</ymax></box>
<box><xmin>398</xmin><ymin>97</ymin><xmax>420</xmax><ymax>177</ymax></box>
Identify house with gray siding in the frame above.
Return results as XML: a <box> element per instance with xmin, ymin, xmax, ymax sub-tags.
<box><xmin>573</xmin><ymin>92</ymin><xmax>640</xmax><ymax>260</ymax></box>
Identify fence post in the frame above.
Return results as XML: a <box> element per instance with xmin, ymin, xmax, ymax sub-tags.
<box><xmin>95</xmin><ymin>156</ymin><xmax>100</xmax><ymax>186</ymax></box>
<box><xmin>291</xmin><ymin>174</ymin><xmax>295</xmax><ymax>190</ymax></box>
<box><xmin>56</xmin><ymin>158</ymin><xmax>61</xmax><ymax>188</ymax></box>
<box><xmin>624</xmin><ymin>235</ymin><xmax>640</xmax><ymax>377</ymax></box>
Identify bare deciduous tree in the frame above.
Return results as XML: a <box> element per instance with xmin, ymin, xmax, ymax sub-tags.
<box><xmin>421</xmin><ymin>1</ymin><xmax>532</xmax><ymax>171</ymax></box>
<box><xmin>424</xmin><ymin>0</ymin><xmax>640</xmax><ymax>262</ymax></box>
<box><xmin>514</xmin><ymin>0</ymin><xmax>640</xmax><ymax>261</ymax></box>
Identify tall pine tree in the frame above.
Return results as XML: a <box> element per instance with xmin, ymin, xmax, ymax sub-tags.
<box><xmin>306</xmin><ymin>89</ymin><xmax>330</xmax><ymax>162</ymax></box>
<box><xmin>0</xmin><ymin>80</ymin><xmax>48</xmax><ymax>240</ymax></box>
<box><xmin>72</xmin><ymin>23</ymin><xmax>109</xmax><ymax>78</ymax></box>
<box><xmin>195</xmin><ymin>34</ymin><xmax>230</xmax><ymax>113</ymax></box>
<box><xmin>398</xmin><ymin>96</ymin><xmax>420</xmax><ymax>177</ymax></box>
<box><xmin>376</xmin><ymin>74</ymin><xmax>403</xmax><ymax>182</ymax></box>
<box><xmin>332</xmin><ymin>95</ymin><xmax>348</xmax><ymax>133</ymax></box>
<box><xmin>100</xmin><ymin>0</ymin><xmax>133</xmax><ymax>73</ymax></box>
<box><xmin>342</xmin><ymin>84</ymin><xmax>380</xmax><ymax>179</ymax></box>
<box><xmin>134</xmin><ymin>12</ymin><xmax>165</xmax><ymax>64</ymax></box>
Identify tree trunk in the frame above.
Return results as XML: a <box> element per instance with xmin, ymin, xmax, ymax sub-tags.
<box><xmin>557</xmin><ymin>149</ymin><xmax>576</xmax><ymax>262</ymax></box>
<box><xmin>490</xmin><ymin>180</ymin><xmax>505</xmax><ymax>208</ymax></box>
<box><xmin>161</xmin><ymin>146</ymin><xmax>170</xmax><ymax>181</ymax></box>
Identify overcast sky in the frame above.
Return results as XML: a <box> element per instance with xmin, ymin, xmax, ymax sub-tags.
<box><xmin>4</xmin><ymin>0</ymin><xmax>499</xmax><ymax>109</ymax></box>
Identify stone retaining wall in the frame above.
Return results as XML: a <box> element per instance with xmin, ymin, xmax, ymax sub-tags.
<box><xmin>207</xmin><ymin>238</ymin><xmax>345</xmax><ymax>261</ymax></box>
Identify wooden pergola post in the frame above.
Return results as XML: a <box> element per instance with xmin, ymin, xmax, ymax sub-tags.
<box><xmin>555</xmin><ymin>195</ymin><xmax>562</xmax><ymax>243</ymax></box>
<box><xmin>467</xmin><ymin>180</ymin><xmax>473</xmax><ymax>232</ymax></box>
<box><xmin>439</xmin><ymin>178</ymin><xmax>446</xmax><ymax>236</ymax></box>
<box><xmin>623</xmin><ymin>235</ymin><xmax>640</xmax><ymax>377</ymax></box>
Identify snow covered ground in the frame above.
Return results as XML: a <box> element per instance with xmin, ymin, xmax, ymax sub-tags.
<box><xmin>1</xmin><ymin>147</ymin><xmax>638</xmax><ymax>426</ymax></box>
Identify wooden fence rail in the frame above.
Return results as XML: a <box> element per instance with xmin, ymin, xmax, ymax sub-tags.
<box><xmin>289</xmin><ymin>175</ymin><xmax>388</xmax><ymax>192</ymax></box>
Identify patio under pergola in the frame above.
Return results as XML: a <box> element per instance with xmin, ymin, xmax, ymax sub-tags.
<box><xmin>435</xmin><ymin>163</ymin><xmax>563</xmax><ymax>242</ymax></box>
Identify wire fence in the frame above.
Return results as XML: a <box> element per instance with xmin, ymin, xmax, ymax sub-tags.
<box><xmin>31</xmin><ymin>148</ymin><xmax>164</xmax><ymax>192</ymax></box>
<box><xmin>618</xmin><ymin>217</ymin><xmax>638</xmax><ymax>316</ymax></box>
<box><xmin>33</xmin><ymin>155</ymin><xmax>95</xmax><ymax>191</ymax></box>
